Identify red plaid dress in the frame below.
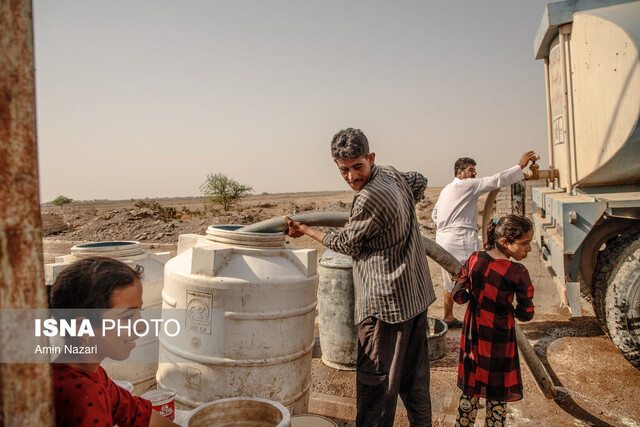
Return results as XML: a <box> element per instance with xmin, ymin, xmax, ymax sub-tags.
<box><xmin>453</xmin><ymin>251</ymin><xmax>534</xmax><ymax>402</ymax></box>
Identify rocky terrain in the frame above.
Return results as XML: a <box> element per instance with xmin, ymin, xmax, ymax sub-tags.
<box><xmin>42</xmin><ymin>191</ymin><xmax>437</xmax><ymax>243</ymax></box>
<box><xmin>41</xmin><ymin>190</ymin><xmax>441</xmax><ymax>263</ymax></box>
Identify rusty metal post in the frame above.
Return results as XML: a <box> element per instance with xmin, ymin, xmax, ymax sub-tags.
<box><xmin>0</xmin><ymin>0</ymin><xmax>55</xmax><ymax>425</ymax></box>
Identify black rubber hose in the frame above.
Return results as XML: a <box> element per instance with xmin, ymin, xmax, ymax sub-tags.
<box><xmin>241</xmin><ymin>211</ymin><xmax>476</xmax><ymax>277</ymax></box>
<box><xmin>240</xmin><ymin>211</ymin><xmax>469</xmax><ymax>277</ymax></box>
<box><xmin>238</xmin><ymin>211</ymin><xmax>350</xmax><ymax>233</ymax></box>
<box><xmin>481</xmin><ymin>189</ymin><xmax>500</xmax><ymax>248</ymax></box>
<box><xmin>421</xmin><ymin>236</ymin><xmax>462</xmax><ymax>277</ymax></box>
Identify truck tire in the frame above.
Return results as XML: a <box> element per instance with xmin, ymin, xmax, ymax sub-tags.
<box><xmin>591</xmin><ymin>232</ymin><xmax>631</xmax><ymax>333</ymax></box>
<box><xmin>592</xmin><ymin>229</ymin><xmax>640</xmax><ymax>368</ymax></box>
<box><xmin>578</xmin><ymin>219</ymin><xmax>635</xmax><ymax>304</ymax></box>
<box><xmin>591</xmin><ymin>227</ymin><xmax>640</xmax><ymax>333</ymax></box>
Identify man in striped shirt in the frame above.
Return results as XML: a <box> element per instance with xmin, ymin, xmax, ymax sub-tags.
<box><xmin>285</xmin><ymin>128</ymin><xmax>436</xmax><ymax>426</ymax></box>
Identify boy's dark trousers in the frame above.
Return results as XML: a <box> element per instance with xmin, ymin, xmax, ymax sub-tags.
<box><xmin>356</xmin><ymin>310</ymin><xmax>432</xmax><ymax>426</ymax></box>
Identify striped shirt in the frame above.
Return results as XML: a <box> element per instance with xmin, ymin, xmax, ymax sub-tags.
<box><xmin>322</xmin><ymin>165</ymin><xmax>436</xmax><ymax>324</ymax></box>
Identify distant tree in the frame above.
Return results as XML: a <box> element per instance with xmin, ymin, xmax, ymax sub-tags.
<box><xmin>51</xmin><ymin>195</ymin><xmax>73</xmax><ymax>205</ymax></box>
<box><xmin>199</xmin><ymin>173</ymin><xmax>252</xmax><ymax>211</ymax></box>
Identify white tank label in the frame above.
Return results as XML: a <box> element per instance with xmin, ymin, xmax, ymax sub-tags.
<box><xmin>186</xmin><ymin>290</ymin><xmax>213</xmax><ymax>334</ymax></box>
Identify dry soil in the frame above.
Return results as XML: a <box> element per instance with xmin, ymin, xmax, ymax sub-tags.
<box><xmin>41</xmin><ymin>191</ymin><xmax>640</xmax><ymax>426</ymax></box>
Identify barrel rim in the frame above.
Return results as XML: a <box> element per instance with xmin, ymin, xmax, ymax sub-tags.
<box><xmin>71</xmin><ymin>240</ymin><xmax>144</xmax><ymax>258</ymax></box>
<box><xmin>183</xmin><ymin>396</ymin><xmax>291</xmax><ymax>427</ymax></box>
<box><xmin>206</xmin><ymin>224</ymin><xmax>286</xmax><ymax>248</ymax></box>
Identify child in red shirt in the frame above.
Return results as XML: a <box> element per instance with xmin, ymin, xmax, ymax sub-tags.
<box><xmin>48</xmin><ymin>256</ymin><xmax>178</xmax><ymax>427</ymax></box>
<box><xmin>452</xmin><ymin>215</ymin><xmax>535</xmax><ymax>426</ymax></box>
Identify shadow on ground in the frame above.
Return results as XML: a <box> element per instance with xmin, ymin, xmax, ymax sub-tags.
<box><xmin>522</xmin><ymin>317</ymin><xmax>615</xmax><ymax>427</ymax></box>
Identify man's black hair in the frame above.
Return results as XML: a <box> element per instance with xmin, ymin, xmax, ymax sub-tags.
<box><xmin>454</xmin><ymin>157</ymin><xmax>476</xmax><ymax>177</ymax></box>
<box><xmin>330</xmin><ymin>128</ymin><xmax>370</xmax><ymax>159</ymax></box>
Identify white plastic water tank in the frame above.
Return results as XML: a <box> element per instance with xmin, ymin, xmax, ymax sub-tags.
<box><xmin>45</xmin><ymin>241</ymin><xmax>171</xmax><ymax>389</ymax></box>
<box><xmin>156</xmin><ymin>226</ymin><xmax>317</xmax><ymax>415</ymax></box>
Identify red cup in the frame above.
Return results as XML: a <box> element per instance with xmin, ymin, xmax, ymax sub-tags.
<box><xmin>141</xmin><ymin>389</ymin><xmax>176</xmax><ymax>421</ymax></box>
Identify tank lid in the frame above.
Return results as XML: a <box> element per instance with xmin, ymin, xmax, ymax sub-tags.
<box><xmin>319</xmin><ymin>249</ymin><xmax>353</xmax><ymax>268</ymax></box>
<box><xmin>206</xmin><ymin>225</ymin><xmax>286</xmax><ymax>248</ymax></box>
<box><xmin>71</xmin><ymin>241</ymin><xmax>143</xmax><ymax>258</ymax></box>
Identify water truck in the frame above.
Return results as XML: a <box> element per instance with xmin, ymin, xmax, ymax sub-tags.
<box><xmin>531</xmin><ymin>0</ymin><xmax>640</xmax><ymax>368</ymax></box>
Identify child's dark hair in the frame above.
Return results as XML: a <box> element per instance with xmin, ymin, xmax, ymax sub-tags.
<box><xmin>484</xmin><ymin>214</ymin><xmax>533</xmax><ymax>251</ymax></box>
<box><xmin>48</xmin><ymin>256</ymin><xmax>142</xmax><ymax>309</ymax></box>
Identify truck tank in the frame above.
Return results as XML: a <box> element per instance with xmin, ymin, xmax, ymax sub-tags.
<box><xmin>535</xmin><ymin>0</ymin><xmax>640</xmax><ymax>189</ymax></box>
<box><xmin>533</xmin><ymin>0</ymin><xmax>640</xmax><ymax>369</ymax></box>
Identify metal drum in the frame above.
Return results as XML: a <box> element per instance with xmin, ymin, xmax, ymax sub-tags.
<box><xmin>317</xmin><ymin>250</ymin><xmax>357</xmax><ymax>370</ymax></box>
<box><xmin>426</xmin><ymin>317</ymin><xmax>448</xmax><ymax>361</ymax></box>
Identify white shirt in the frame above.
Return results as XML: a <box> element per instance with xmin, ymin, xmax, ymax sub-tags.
<box><xmin>432</xmin><ymin>165</ymin><xmax>524</xmax><ymax>262</ymax></box>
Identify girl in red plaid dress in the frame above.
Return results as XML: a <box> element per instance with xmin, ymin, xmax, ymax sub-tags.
<box><xmin>48</xmin><ymin>257</ymin><xmax>178</xmax><ymax>427</ymax></box>
<box><xmin>452</xmin><ymin>214</ymin><xmax>535</xmax><ymax>426</ymax></box>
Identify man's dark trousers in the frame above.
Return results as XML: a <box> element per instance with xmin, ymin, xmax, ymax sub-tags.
<box><xmin>356</xmin><ymin>310</ymin><xmax>431</xmax><ymax>426</ymax></box>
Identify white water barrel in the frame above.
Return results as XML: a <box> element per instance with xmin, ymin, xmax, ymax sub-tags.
<box><xmin>44</xmin><ymin>241</ymin><xmax>171</xmax><ymax>389</ymax></box>
<box><xmin>157</xmin><ymin>226</ymin><xmax>317</xmax><ymax>415</ymax></box>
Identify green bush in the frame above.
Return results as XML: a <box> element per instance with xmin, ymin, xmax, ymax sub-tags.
<box><xmin>51</xmin><ymin>195</ymin><xmax>73</xmax><ymax>205</ymax></box>
<box><xmin>200</xmin><ymin>173</ymin><xmax>252</xmax><ymax>211</ymax></box>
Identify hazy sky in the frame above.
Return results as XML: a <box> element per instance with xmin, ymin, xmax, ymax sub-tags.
<box><xmin>34</xmin><ymin>0</ymin><xmax>553</xmax><ymax>202</ymax></box>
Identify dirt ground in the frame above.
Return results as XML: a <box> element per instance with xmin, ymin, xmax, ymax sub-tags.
<box><xmin>41</xmin><ymin>191</ymin><xmax>640</xmax><ymax>426</ymax></box>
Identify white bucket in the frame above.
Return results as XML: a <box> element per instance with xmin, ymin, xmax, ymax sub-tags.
<box><xmin>184</xmin><ymin>397</ymin><xmax>291</xmax><ymax>427</ymax></box>
<box><xmin>157</xmin><ymin>226</ymin><xmax>317</xmax><ymax>415</ymax></box>
<box><xmin>141</xmin><ymin>388</ymin><xmax>177</xmax><ymax>421</ymax></box>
